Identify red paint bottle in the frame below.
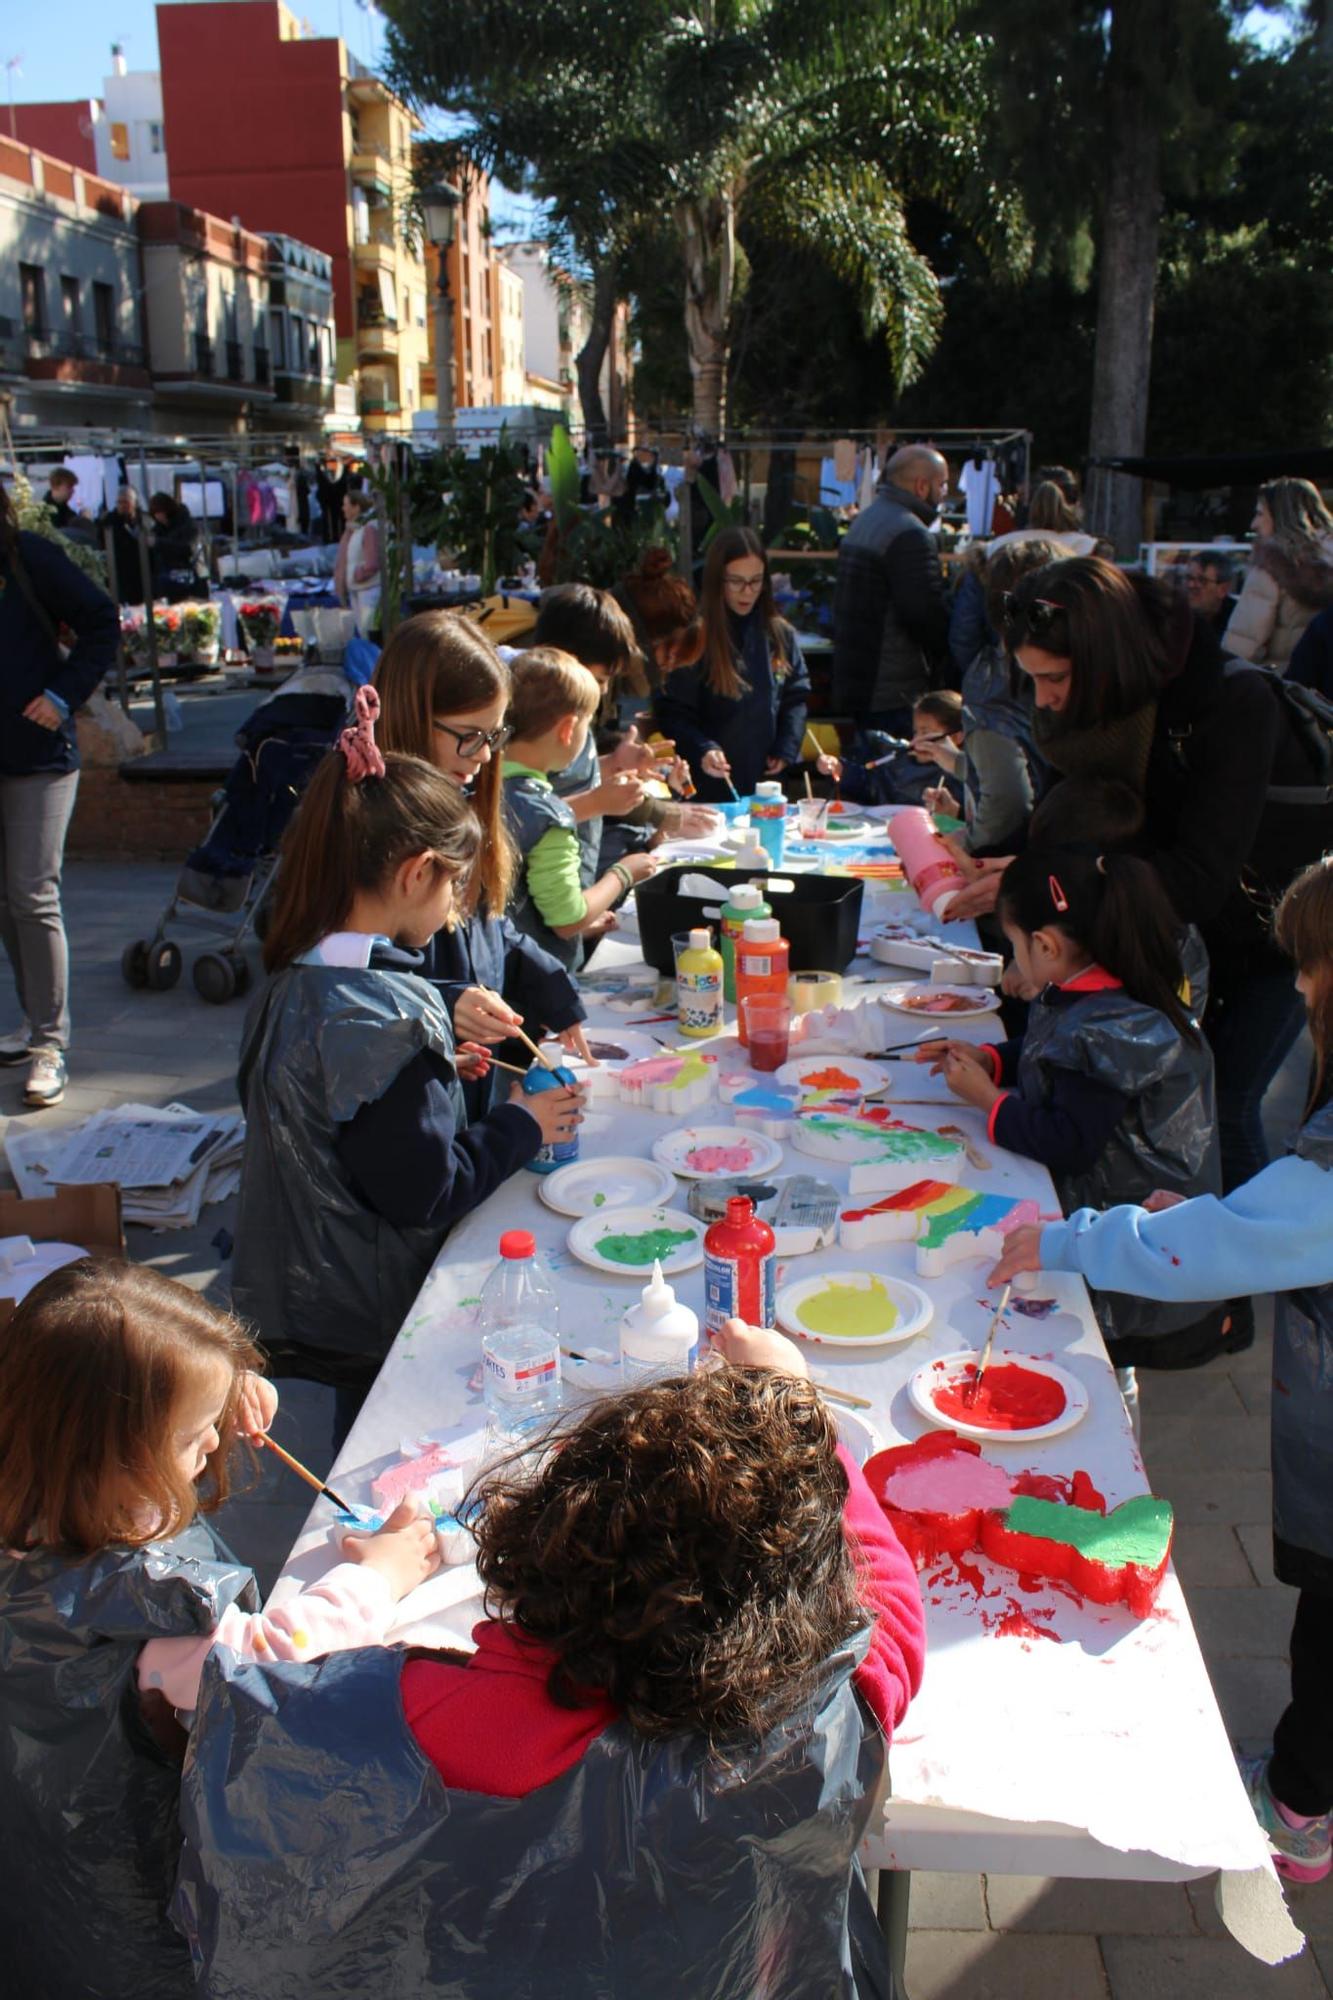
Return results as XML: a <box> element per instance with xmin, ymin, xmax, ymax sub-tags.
<box><xmin>703</xmin><ymin>1194</ymin><xmax>777</xmax><ymax>1339</ymax></box>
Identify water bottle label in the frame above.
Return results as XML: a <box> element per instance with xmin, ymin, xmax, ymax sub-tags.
<box><xmin>703</xmin><ymin>1251</ymin><xmax>775</xmax><ymax>1335</ymax></box>
<box><xmin>483</xmin><ymin>1346</ymin><xmax>559</xmax><ymax>1396</ymax></box>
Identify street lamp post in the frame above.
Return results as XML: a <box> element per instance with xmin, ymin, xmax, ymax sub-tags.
<box><xmin>421</xmin><ymin>182</ymin><xmax>462</xmax><ymax>440</ymax></box>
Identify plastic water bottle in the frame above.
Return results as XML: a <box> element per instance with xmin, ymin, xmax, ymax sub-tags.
<box><xmin>479</xmin><ymin>1229</ymin><xmax>562</xmax><ymax>1435</ymax></box>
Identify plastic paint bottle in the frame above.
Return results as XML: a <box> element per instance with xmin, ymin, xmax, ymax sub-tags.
<box><xmin>718</xmin><ymin>882</ymin><xmax>770</xmax><ymax>1003</ymax></box>
<box><xmin>731</xmin><ymin>836</ymin><xmax>770</xmax><ymax>873</ymax></box>
<box><xmin>479</xmin><ymin>1229</ymin><xmax>562</xmax><ymax>1433</ymax></box>
<box><xmin>675</xmin><ymin>926</ymin><xmax>724</xmax><ymax>1038</ymax></box>
<box><xmin>703</xmin><ymin>1194</ymin><xmax>776</xmax><ymax>1339</ymax></box>
<box><xmin>619</xmin><ymin>1259</ymin><xmax>700</xmax><ymax>1383</ymax></box>
<box><xmin>734</xmin><ymin>917</ymin><xmax>790</xmax><ymax>1049</ymax></box>
<box><xmin>522</xmin><ymin>1060</ymin><xmax>579</xmax><ymax>1172</ymax></box>
<box><xmin>749</xmin><ymin>780</ymin><xmax>787</xmax><ymax>866</ymax></box>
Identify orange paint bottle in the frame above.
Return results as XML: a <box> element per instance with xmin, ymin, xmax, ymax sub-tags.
<box><xmin>734</xmin><ymin>917</ymin><xmax>790</xmax><ymax>1049</ymax></box>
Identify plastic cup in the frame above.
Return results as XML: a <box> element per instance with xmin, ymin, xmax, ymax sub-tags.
<box><xmin>797</xmin><ymin>797</ymin><xmax>831</xmax><ymax>840</ymax></box>
<box><xmin>740</xmin><ymin>993</ymin><xmax>792</xmax><ymax>1072</ymax></box>
<box><xmin>670</xmin><ymin>931</ymin><xmax>696</xmax><ymax>975</ymax></box>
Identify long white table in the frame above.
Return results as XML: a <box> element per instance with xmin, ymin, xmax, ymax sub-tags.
<box><xmin>272</xmin><ymin>813</ymin><xmax>1299</xmax><ymax>1968</ymax></box>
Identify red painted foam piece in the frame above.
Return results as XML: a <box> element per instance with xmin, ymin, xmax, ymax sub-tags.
<box><xmin>863</xmin><ymin>1432</ymin><xmax>1169</xmax><ymax>1616</ymax></box>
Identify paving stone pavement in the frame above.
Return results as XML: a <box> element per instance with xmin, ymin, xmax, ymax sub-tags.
<box><xmin>2</xmin><ymin>859</ymin><xmax>1328</xmax><ymax>1997</ymax></box>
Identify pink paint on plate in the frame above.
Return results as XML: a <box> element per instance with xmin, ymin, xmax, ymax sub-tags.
<box><xmin>684</xmin><ymin>1143</ymin><xmax>756</xmax><ymax>1174</ymax></box>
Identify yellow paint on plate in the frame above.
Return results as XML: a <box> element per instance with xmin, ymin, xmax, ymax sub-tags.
<box><xmin>797</xmin><ymin>1276</ymin><xmax>900</xmax><ymax>1339</ymax></box>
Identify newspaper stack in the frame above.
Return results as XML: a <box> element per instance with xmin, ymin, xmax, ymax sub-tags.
<box><xmin>4</xmin><ymin>1101</ymin><xmax>245</xmax><ymax>1230</ymax></box>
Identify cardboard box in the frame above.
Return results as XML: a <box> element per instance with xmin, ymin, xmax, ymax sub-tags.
<box><xmin>0</xmin><ymin>1185</ymin><xmax>126</xmax><ymax>1330</ymax></box>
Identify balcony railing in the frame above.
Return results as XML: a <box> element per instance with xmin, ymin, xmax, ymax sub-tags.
<box><xmin>24</xmin><ymin>327</ymin><xmax>147</xmax><ymax>367</ymax></box>
<box><xmin>358</xmin><ymin>387</ymin><xmax>401</xmax><ymax>415</ymax></box>
<box><xmin>225</xmin><ymin>338</ymin><xmax>245</xmax><ymax>383</ymax></box>
<box><xmin>194</xmin><ymin>332</ymin><xmax>214</xmax><ymax>376</ymax></box>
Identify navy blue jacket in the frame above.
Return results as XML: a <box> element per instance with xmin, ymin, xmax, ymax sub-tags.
<box><xmin>1</xmin><ymin>532</ymin><xmax>120</xmax><ymax>775</ymax></box>
<box><xmin>421</xmin><ymin>910</ymin><xmax>585</xmax><ymax>1119</ymax></box>
<box><xmin>656</xmin><ymin>613</ymin><xmax>810</xmax><ymax>801</ymax></box>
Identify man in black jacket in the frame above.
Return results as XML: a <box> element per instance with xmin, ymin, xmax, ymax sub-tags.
<box><xmin>42</xmin><ymin>469</ymin><xmax>80</xmax><ymax>531</ymax></box>
<box><xmin>832</xmin><ymin>445</ymin><xmax>951</xmax><ymax>734</ymax></box>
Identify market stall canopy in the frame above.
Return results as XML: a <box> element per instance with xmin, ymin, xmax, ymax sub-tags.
<box><xmin>1089</xmin><ymin>447</ymin><xmax>1333</xmax><ymax>486</ymax></box>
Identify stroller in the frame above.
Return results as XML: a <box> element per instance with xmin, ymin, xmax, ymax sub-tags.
<box><xmin>121</xmin><ymin>663</ymin><xmax>354</xmax><ymax>1004</ymax></box>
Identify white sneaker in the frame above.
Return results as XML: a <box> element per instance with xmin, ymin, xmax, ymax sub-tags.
<box><xmin>23</xmin><ymin>1047</ymin><xmax>67</xmax><ymax>1107</ymax></box>
<box><xmin>0</xmin><ymin>1022</ymin><xmax>32</xmax><ymax>1066</ymax></box>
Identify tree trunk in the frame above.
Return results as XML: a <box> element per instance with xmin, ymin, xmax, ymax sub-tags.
<box><xmin>575</xmin><ymin>258</ymin><xmax>616</xmax><ymax>450</ymax></box>
<box><xmin>679</xmin><ymin>191</ymin><xmax>735</xmax><ymax>437</ymax></box>
<box><xmin>1084</xmin><ymin>0</ymin><xmax>1163</xmax><ymax>558</ymax></box>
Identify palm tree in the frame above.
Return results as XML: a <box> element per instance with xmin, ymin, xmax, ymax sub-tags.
<box><xmin>382</xmin><ymin>0</ymin><xmax>1006</xmax><ymax>435</ymax></box>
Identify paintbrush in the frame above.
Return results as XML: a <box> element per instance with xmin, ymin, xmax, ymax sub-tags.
<box><xmin>260</xmin><ymin>1434</ymin><xmax>356</xmax><ymax>1517</ymax></box>
<box><xmin>723</xmin><ymin>773</ymin><xmax>741</xmax><ymax>802</ymax></box>
<box><xmin>967</xmin><ymin>1284</ymin><xmax>1012</xmax><ymax>1407</ymax></box>
<box><xmin>812</xmin><ymin>1378</ymin><xmax>873</xmax><ymax>1411</ymax></box>
<box><xmin>476</xmin><ymin>987</ymin><xmax>558</xmax><ymax>1071</ymax></box>
<box><xmin>803</xmin><ymin>767</ymin><xmax>814</xmax><ymax>800</ymax></box>
<box><xmin>872</xmin><ymin>1035</ymin><xmax>950</xmax><ymax>1058</ymax></box>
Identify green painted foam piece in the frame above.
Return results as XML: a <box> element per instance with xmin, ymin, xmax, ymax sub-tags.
<box><xmin>1001</xmin><ymin>1494</ymin><xmax>1174</xmax><ymax>1569</ymax></box>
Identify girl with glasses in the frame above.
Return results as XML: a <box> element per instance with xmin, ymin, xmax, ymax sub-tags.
<box><xmin>374</xmin><ymin>614</ymin><xmax>594</xmax><ymax>1116</ymax></box>
<box><xmin>656</xmin><ymin>526</ymin><xmax>811</xmax><ymax>802</ymax></box>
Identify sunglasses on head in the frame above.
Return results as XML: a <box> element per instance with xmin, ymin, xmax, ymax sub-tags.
<box><xmin>432</xmin><ymin>720</ymin><xmax>512</xmax><ymax>758</ymax></box>
<box><xmin>1001</xmin><ymin>592</ymin><xmax>1065</xmax><ymax>638</ymax></box>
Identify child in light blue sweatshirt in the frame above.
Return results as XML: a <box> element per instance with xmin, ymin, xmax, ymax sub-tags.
<box><xmin>990</xmin><ymin>855</ymin><xmax>1333</xmax><ymax>1887</ymax></box>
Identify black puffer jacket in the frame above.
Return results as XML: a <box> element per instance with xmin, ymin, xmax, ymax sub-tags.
<box><xmin>832</xmin><ymin>480</ymin><xmax>950</xmax><ymax>714</ymax></box>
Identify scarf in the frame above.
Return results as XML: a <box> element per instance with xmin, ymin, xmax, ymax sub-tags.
<box><xmin>1033</xmin><ymin>700</ymin><xmax>1158</xmax><ymax>793</ymax></box>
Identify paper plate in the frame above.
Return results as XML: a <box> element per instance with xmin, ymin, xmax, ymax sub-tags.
<box><xmin>909</xmin><ymin>1349</ymin><xmax>1090</xmax><ymax>1443</ymax></box>
<box><xmin>815</xmin><ymin>814</ymin><xmax>878</xmax><ymax>841</ymax></box>
<box><xmin>775</xmin><ymin>1270</ymin><xmax>933</xmax><ymax>1348</ymax></box>
<box><xmin>832</xmin><ymin>1403</ymin><xmax>886</xmax><ymax>1465</ymax></box>
<box><xmin>538</xmin><ymin>1155</ymin><xmax>677</xmax><ymax>1219</ymax></box>
<box><xmin>776</xmin><ymin>1053</ymin><xmax>890</xmax><ymax>1097</ymax></box>
<box><xmin>567</xmin><ymin>1205</ymin><xmax>705</xmax><ymax>1276</ymax></box>
<box><xmin>651</xmin><ymin>1125</ymin><xmax>785</xmax><ymax>1181</ymax></box>
<box><xmin>881</xmin><ymin>983</ymin><xmax>1003</xmax><ymax>1022</ymax></box>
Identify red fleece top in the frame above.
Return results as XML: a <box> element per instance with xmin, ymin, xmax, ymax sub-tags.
<box><xmin>401</xmin><ymin>1445</ymin><xmax>926</xmax><ymax>1798</ymax></box>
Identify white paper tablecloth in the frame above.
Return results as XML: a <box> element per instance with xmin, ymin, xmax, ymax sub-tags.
<box><xmin>271</xmin><ymin>812</ymin><xmax>1298</xmax><ymax>1962</ymax></box>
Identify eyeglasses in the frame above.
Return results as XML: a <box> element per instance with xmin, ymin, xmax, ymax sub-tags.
<box><xmin>1001</xmin><ymin>592</ymin><xmax>1065</xmax><ymax>638</ymax></box>
<box><xmin>432</xmin><ymin>720</ymin><xmax>512</xmax><ymax>757</ymax></box>
<box><xmin>724</xmin><ymin>573</ymin><xmax>766</xmax><ymax>593</ymax></box>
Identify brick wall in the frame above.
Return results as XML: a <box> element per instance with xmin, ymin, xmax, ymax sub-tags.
<box><xmin>67</xmin><ymin>768</ymin><xmax>217</xmax><ymax>862</ymax></box>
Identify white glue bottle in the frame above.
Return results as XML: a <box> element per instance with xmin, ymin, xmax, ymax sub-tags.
<box><xmin>619</xmin><ymin>1260</ymin><xmax>700</xmax><ymax>1384</ymax></box>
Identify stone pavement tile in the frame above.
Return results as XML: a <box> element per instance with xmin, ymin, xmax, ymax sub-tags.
<box><xmin>1184</xmin><ymin>1585</ymin><xmax>1300</xmax><ymax>1660</ymax></box>
<box><xmin>1159</xmin><ymin>1467</ymin><xmax>1274</xmax><ymax>1528</ymax></box>
<box><xmin>904</xmin><ymin>1930</ymin><xmax>1110</xmax><ymax>1999</ymax></box>
<box><xmin>904</xmin><ymin>1872</ymin><xmax>989</xmax><ymax>1931</ymax></box>
<box><xmin>1234</xmin><ymin>1368</ymin><xmax>1277</xmax><ymax>1420</ymax></box>
<box><xmin>1206</xmin><ymin>1656</ymin><xmax>1294</xmax><ymax>1749</ymax></box>
<box><xmin>1101</xmin><ymin>1936</ymin><xmax>1328</xmax><ymax>1999</ymax></box>
<box><xmin>1139</xmin><ymin>1370</ymin><xmax>1248</xmax><ymax>1423</ymax></box>
<box><xmin>983</xmin><ymin>1874</ymin><xmax>1198</xmax><ymax>1936</ymax></box>
<box><xmin>1171</xmin><ymin>1523</ymin><xmax>1261</xmax><ymax>1590</ymax></box>
<box><xmin>1140</xmin><ymin>1409</ymin><xmax>1273</xmax><ymax>1477</ymax></box>
<box><xmin>1290</xmin><ymin>1881</ymin><xmax>1333</xmax><ymax>1945</ymax></box>
<box><xmin>1186</xmin><ymin>1877</ymin><xmax>1230</xmax><ymax>1938</ymax></box>
<box><xmin>1237</xmin><ymin>1523</ymin><xmax>1281</xmax><ymax>1589</ymax></box>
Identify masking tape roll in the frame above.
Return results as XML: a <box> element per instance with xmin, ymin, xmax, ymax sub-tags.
<box><xmin>788</xmin><ymin>971</ymin><xmax>843</xmax><ymax>1014</ymax></box>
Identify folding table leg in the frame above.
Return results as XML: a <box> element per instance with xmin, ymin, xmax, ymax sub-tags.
<box><xmin>878</xmin><ymin>1868</ymin><xmax>912</xmax><ymax>1999</ymax></box>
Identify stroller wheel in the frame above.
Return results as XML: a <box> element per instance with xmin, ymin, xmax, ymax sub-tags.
<box><xmin>121</xmin><ymin>940</ymin><xmax>150</xmax><ymax>989</ymax></box>
<box><xmin>194</xmin><ymin>952</ymin><xmax>240</xmax><ymax>1005</ymax></box>
<box><xmin>146</xmin><ymin>941</ymin><xmax>183</xmax><ymax>991</ymax></box>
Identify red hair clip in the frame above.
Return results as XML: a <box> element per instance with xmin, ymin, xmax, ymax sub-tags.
<box><xmin>1048</xmin><ymin>874</ymin><xmax>1069</xmax><ymax>913</ymax></box>
<box><xmin>338</xmin><ymin>684</ymin><xmax>386</xmax><ymax>783</ymax></box>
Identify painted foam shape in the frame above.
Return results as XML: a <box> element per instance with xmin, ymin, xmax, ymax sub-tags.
<box><xmin>980</xmin><ymin>1493</ymin><xmax>1174</xmax><ymax>1618</ymax></box>
<box><xmin>913</xmin><ymin>1190</ymin><xmax>1043</xmax><ymax>1277</ymax></box>
<box><xmin>371</xmin><ymin>1441</ymin><xmax>466</xmax><ymax>1512</ymax></box>
<box><xmin>617</xmin><ymin>1049</ymin><xmax>719</xmax><ymax>1114</ymax></box>
<box><xmin>862</xmin><ymin>1432</ymin><xmax>1170</xmax><ymax>1616</ymax></box>
<box><xmin>718</xmin><ymin>1073</ymin><xmax>805</xmax><ymax>1135</ymax></box>
<box><xmin>794</xmin><ymin>1107</ymin><xmax>965</xmax><ymax>1194</ymax></box>
<box><xmin>869</xmin><ymin>932</ymin><xmax>1003</xmax><ymax>985</ymax></box>
<box><xmin>838</xmin><ymin>1178</ymin><xmax>976</xmax><ymax>1252</ymax></box>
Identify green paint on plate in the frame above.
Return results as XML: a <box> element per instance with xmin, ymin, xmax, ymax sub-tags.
<box><xmin>598</xmin><ymin>1225</ymin><xmax>696</xmax><ymax>1267</ymax></box>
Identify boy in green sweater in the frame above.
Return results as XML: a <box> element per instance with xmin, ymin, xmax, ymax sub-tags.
<box><xmin>501</xmin><ymin>649</ymin><xmax>659</xmax><ymax>970</ymax></box>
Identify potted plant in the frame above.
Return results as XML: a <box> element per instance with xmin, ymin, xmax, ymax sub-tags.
<box><xmin>238</xmin><ymin>598</ymin><xmax>283</xmax><ymax>665</ymax></box>
<box><xmin>152</xmin><ymin>605</ymin><xmax>182</xmax><ymax>668</ymax></box>
<box><xmin>180</xmin><ymin>600</ymin><xmax>222</xmax><ymax>665</ymax></box>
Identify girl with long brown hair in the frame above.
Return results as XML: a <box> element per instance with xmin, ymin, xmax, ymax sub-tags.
<box><xmin>655</xmin><ymin>526</ymin><xmax>811</xmax><ymax>801</ymax></box>
<box><xmin>0</xmin><ymin>1259</ymin><xmax>438</xmax><ymax>1998</ymax></box>
<box><xmin>232</xmin><ymin>689</ymin><xmax>584</xmax><ymax>1443</ymax></box>
<box><xmin>992</xmin><ymin>855</ymin><xmax>1333</xmax><ymax>1885</ymax></box>
<box><xmin>1223</xmin><ymin>475</ymin><xmax>1333</xmax><ymax>671</ymax></box>
<box><xmin>374</xmin><ymin>611</ymin><xmax>592</xmax><ymax>1109</ymax></box>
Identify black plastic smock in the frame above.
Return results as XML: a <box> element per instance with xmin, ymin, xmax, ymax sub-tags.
<box><xmin>1273</xmin><ymin>1102</ymin><xmax>1333</xmax><ymax>1591</ymax></box>
<box><xmin>1019</xmin><ymin>988</ymin><xmax>1222</xmax><ymax>1353</ymax></box>
<box><xmin>232</xmin><ymin>963</ymin><xmax>464</xmax><ymax>1382</ymax></box>
<box><xmin>172</xmin><ymin>1636</ymin><xmax>892</xmax><ymax>2000</ymax></box>
<box><xmin>0</xmin><ymin>1520</ymin><xmax>257</xmax><ymax>2000</ymax></box>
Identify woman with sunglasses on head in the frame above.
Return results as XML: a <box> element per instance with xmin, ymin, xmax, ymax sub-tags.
<box><xmin>947</xmin><ymin>555</ymin><xmax>1312</xmax><ymax>1203</ymax></box>
<box><xmin>374</xmin><ymin>614</ymin><xmax>592</xmax><ymax>1116</ymax></box>
<box><xmin>655</xmin><ymin>526</ymin><xmax>810</xmax><ymax>802</ymax></box>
